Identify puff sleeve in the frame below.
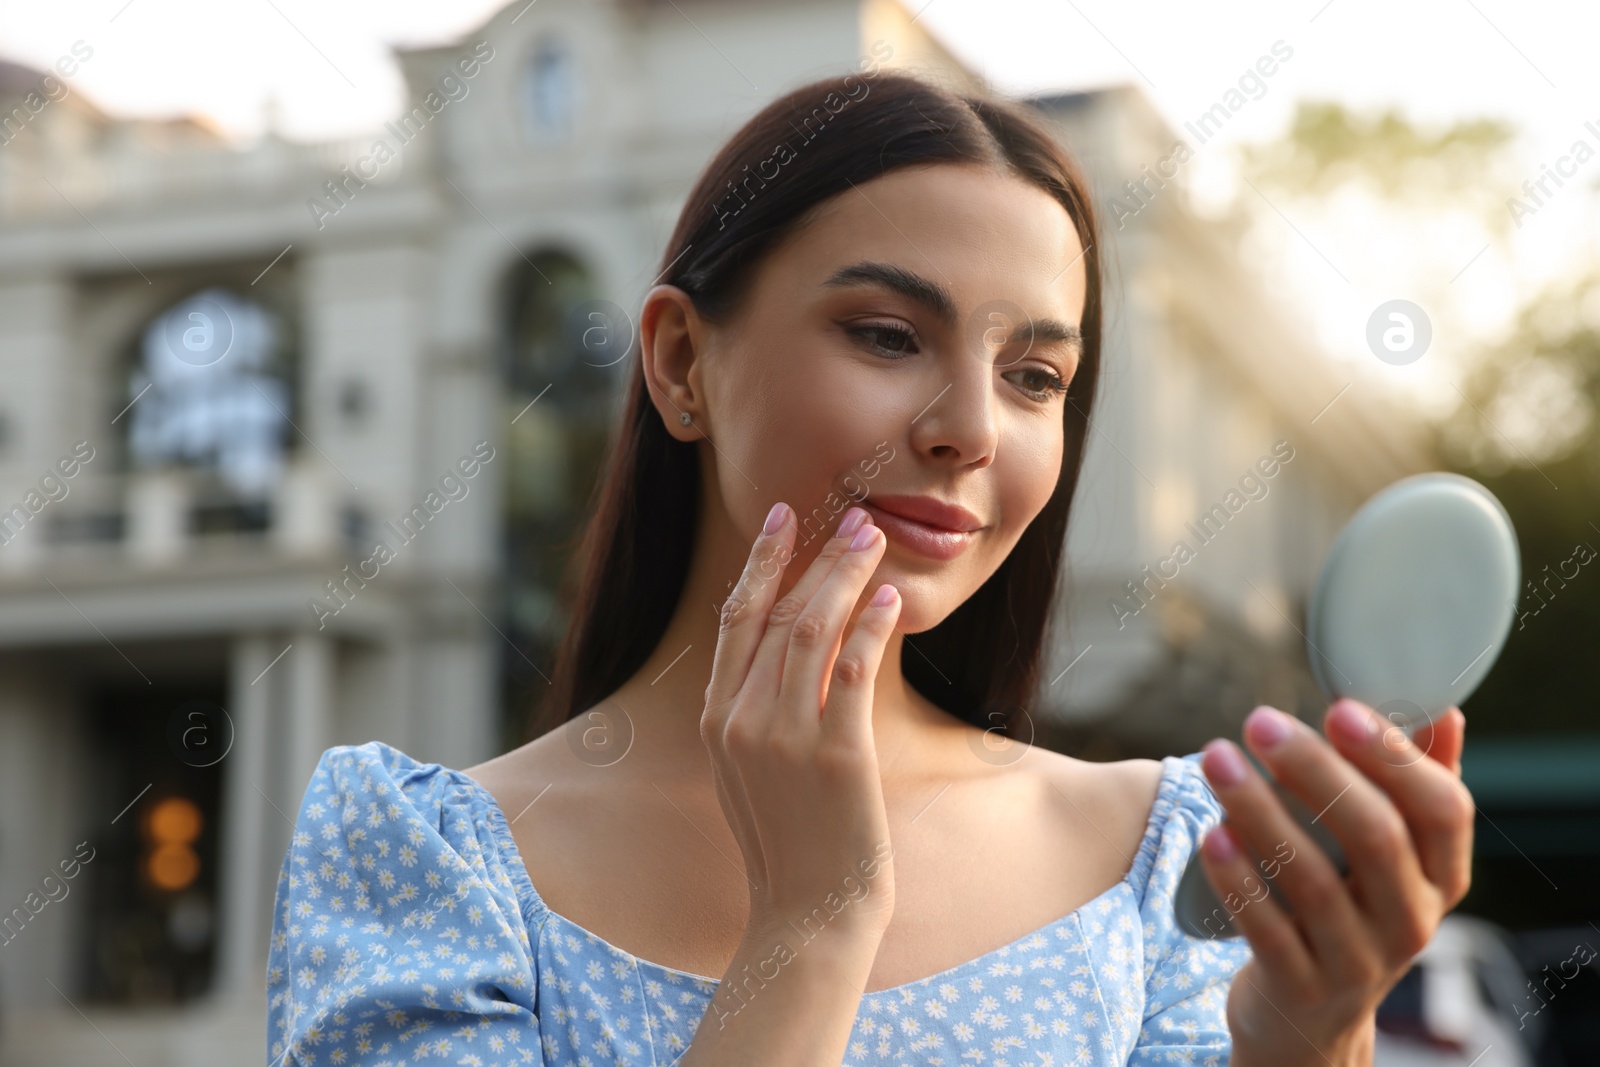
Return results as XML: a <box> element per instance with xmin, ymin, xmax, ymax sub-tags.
<box><xmin>266</xmin><ymin>742</ymin><xmax>542</xmax><ymax>1066</ymax></box>
<box><xmin>1125</xmin><ymin>755</ymin><xmax>1253</xmax><ymax>1066</ymax></box>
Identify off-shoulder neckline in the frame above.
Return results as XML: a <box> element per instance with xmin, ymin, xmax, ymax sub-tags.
<box><xmin>382</xmin><ymin>743</ymin><xmax>1199</xmax><ymax>1000</ymax></box>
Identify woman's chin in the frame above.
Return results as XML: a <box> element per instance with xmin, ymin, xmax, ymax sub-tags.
<box><xmin>879</xmin><ymin>586</ymin><xmax>959</xmax><ymax>635</ymax></box>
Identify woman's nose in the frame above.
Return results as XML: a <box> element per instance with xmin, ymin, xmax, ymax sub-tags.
<box><xmin>908</xmin><ymin>354</ymin><xmax>999</xmax><ymax>466</ymax></box>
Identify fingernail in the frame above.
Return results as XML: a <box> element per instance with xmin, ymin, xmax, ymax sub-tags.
<box><xmin>1204</xmin><ymin>825</ymin><xmax>1239</xmax><ymax>863</ymax></box>
<box><xmin>1245</xmin><ymin>706</ymin><xmax>1296</xmax><ymax>751</ymax></box>
<box><xmin>849</xmin><ymin>523</ymin><xmax>881</xmax><ymax>551</ymax></box>
<box><xmin>1330</xmin><ymin>699</ymin><xmax>1372</xmax><ymax>745</ymax></box>
<box><xmin>763</xmin><ymin>502</ymin><xmax>789</xmax><ymax>535</ymax></box>
<box><xmin>1202</xmin><ymin>739</ymin><xmax>1248</xmax><ymax>788</ymax></box>
<box><xmin>836</xmin><ymin>507</ymin><xmax>868</xmax><ymax>539</ymax></box>
<box><xmin>870</xmin><ymin>583</ymin><xmax>897</xmax><ymax>607</ymax></box>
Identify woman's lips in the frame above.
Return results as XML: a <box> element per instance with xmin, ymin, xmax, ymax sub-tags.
<box><xmin>860</xmin><ymin>502</ymin><xmax>974</xmax><ymax>561</ymax></box>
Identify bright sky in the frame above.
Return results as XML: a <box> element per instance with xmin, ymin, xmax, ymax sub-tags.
<box><xmin>2</xmin><ymin>0</ymin><xmax>1596</xmax><ymax>454</ymax></box>
<box><xmin>1</xmin><ymin>0</ymin><xmax>1592</xmax><ymax>151</ymax></box>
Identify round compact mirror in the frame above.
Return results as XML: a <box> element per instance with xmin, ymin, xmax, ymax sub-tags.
<box><xmin>1303</xmin><ymin>472</ymin><xmax>1521</xmax><ymax>730</ymax></box>
<box><xmin>1174</xmin><ymin>472</ymin><xmax>1520</xmax><ymax>940</ymax></box>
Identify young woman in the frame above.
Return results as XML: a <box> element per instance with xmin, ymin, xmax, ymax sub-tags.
<box><xmin>267</xmin><ymin>70</ymin><xmax>1474</xmax><ymax>1066</ymax></box>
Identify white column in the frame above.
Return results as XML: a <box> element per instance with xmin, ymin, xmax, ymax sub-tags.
<box><xmin>284</xmin><ymin>632</ymin><xmax>334</xmax><ymax>820</ymax></box>
<box><xmin>272</xmin><ymin>458</ymin><xmax>339</xmax><ymax>558</ymax></box>
<box><xmin>125</xmin><ymin>470</ymin><xmax>189</xmax><ymax>565</ymax></box>
<box><xmin>416</xmin><ymin>635</ymin><xmax>495</xmax><ymax>769</ymax></box>
<box><xmin>387</xmin><ymin>633</ymin><xmax>414</xmax><ymax>754</ymax></box>
<box><xmin>215</xmin><ymin>635</ymin><xmax>273</xmax><ymax>998</ymax></box>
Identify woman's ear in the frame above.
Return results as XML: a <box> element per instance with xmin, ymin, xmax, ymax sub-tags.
<box><xmin>639</xmin><ymin>284</ymin><xmax>708</xmax><ymax>442</ymax></box>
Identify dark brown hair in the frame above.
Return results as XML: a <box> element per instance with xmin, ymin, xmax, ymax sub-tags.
<box><xmin>532</xmin><ymin>68</ymin><xmax>1103</xmax><ymax>741</ymax></box>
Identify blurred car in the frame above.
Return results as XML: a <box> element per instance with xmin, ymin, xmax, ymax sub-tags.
<box><xmin>1374</xmin><ymin>914</ymin><xmax>1539</xmax><ymax>1067</ymax></box>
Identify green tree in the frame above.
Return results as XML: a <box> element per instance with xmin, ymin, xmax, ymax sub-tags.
<box><xmin>1243</xmin><ymin>101</ymin><xmax>1600</xmax><ymax>736</ymax></box>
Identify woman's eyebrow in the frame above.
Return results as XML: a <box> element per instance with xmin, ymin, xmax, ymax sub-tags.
<box><xmin>820</xmin><ymin>260</ymin><xmax>1082</xmax><ymax>354</ymax></box>
<box><xmin>821</xmin><ymin>261</ymin><xmax>958</xmax><ymax>326</ymax></box>
<box><xmin>1005</xmin><ymin>316</ymin><xmax>1084</xmax><ymax>356</ymax></box>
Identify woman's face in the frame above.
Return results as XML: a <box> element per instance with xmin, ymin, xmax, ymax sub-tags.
<box><xmin>672</xmin><ymin>161</ymin><xmax>1088</xmax><ymax>633</ymax></box>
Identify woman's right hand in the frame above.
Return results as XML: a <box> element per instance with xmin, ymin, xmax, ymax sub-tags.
<box><xmin>701</xmin><ymin>501</ymin><xmax>901</xmax><ymax>946</ymax></box>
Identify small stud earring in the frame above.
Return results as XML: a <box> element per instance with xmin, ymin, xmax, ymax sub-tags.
<box><xmin>679</xmin><ymin>411</ymin><xmax>693</xmax><ymax>425</ymax></box>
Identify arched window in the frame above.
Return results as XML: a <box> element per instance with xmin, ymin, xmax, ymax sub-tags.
<box><xmin>498</xmin><ymin>250</ymin><xmax>626</xmax><ymax>745</ymax></box>
<box><xmin>123</xmin><ymin>288</ymin><xmax>296</xmax><ymax>527</ymax></box>
<box><xmin>520</xmin><ymin>36</ymin><xmax>578</xmax><ymax>144</ymax></box>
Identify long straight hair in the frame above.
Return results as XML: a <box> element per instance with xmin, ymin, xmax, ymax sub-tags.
<box><xmin>532</xmin><ymin>69</ymin><xmax>1104</xmax><ymax>741</ymax></box>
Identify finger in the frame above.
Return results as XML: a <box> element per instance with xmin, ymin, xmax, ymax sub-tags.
<box><xmin>703</xmin><ymin>505</ymin><xmax>808</xmax><ymax>889</ymax></box>
<box><xmin>745</xmin><ymin>506</ymin><xmax>871</xmax><ymax>707</ymax></box>
<box><xmin>778</xmin><ymin>522</ymin><xmax>890</xmax><ymax>731</ymax></box>
<box><xmin>1200</xmin><ymin>739</ymin><xmax>1368</xmax><ymax>976</ymax></box>
<box><xmin>819</xmin><ymin>583</ymin><xmax>901</xmax><ymax>741</ymax></box>
<box><xmin>1242</xmin><ymin>706</ymin><xmax>1436</xmax><ymax>964</ymax></box>
<box><xmin>704</xmin><ymin>502</ymin><xmax>799</xmax><ymax>721</ymax></box>
<box><xmin>1324</xmin><ymin>700</ymin><xmax>1474</xmax><ymax>906</ymax></box>
<box><xmin>1196</xmin><ymin>823</ymin><xmax>1317</xmax><ymax>994</ymax></box>
<box><xmin>1411</xmin><ymin>706</ymin><xmax>1465</xmax><ymax>775</ymax></box>
<box><xmin>707</xmin><ymin>507</ymin><xmax>863</xmax><ymax>889</ymax></box>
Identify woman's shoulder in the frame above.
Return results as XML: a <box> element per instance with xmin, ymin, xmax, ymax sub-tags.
<box><xmin>458</xmin><ymin>722</ymin><xmax>587</xmax><ymax>835</ymax></box>
<box><xmin>268</xmin><ymin>742</ymin><xmax>543</xmax><ymax>1063</ymax></box>
<box><xmin>1031</xmin><ymin>751</ymin><xmax>1252</xmax><ymax>1040</ymax></box>
<box><xmin>286</xmin><ymin>740</ymin><xmax>541</xmax><ymax>926</ymax></box>
<box><xmin>304</xmin><ymin>739</ymin><xmax>494</xmax><ymax>824</ymax></box>
<box><xmin>1027</xmin><ymin>748</ymin><xmax>1221</xmax><ymax>898</ymax></box>
<box><xmin>1028</xmin><ymin>748</ymin><xmax>1163</xmax><ymax>843</ymax></box>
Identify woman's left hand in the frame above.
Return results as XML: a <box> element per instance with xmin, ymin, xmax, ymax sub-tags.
<box><xmin>1198</xmin><ymin>699</ymin><xmax>1475</xmax><ymax>1067</ymax></box>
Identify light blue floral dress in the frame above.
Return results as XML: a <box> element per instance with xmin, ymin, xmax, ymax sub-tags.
<box><xmin>267</xmin><ymin>742</ymin><xmax>1251</xmax><ymax>1066</ymax></box>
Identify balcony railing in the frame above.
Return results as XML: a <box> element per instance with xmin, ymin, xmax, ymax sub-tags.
<box><xmin>12</xmin><ymin>459</ymin><xmax>358</xmax><ymax>572</ymax></box>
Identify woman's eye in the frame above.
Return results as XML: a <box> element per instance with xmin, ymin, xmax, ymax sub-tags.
<box><xmin>850</xmin><ymin>323</ymin><xmax>917</xmax><ymax>356</ymax></box>
<box><xmin>1004</xmin><ymin>366</ymin><xmax>1070</xmax><ymax>401</ymax></box>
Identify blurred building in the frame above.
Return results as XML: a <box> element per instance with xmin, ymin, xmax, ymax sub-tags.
<box><xmin>0</xmin><ymin>0</ymin><xmax>1432</xmax><ymax>1062</ymax></box>
<box><xmin>1031</xmin><ymin>83</ymin><xmax>1432</xmax><ymax>758</ymax></box>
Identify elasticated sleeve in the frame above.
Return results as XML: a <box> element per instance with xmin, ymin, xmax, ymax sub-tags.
<box><xmin>1124</xmin><ymin>754</ymin><xmax>1254</xmax><ymax>1065</ymax></box>
<box><xmin>266</xmin><ymin>742</ymin><xmax>542</xmax><ymax>1066</ymax></box>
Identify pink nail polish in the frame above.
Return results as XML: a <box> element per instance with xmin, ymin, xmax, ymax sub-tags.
<box><xmin>763</xmin><ymin>502</ymin><xmax>788</xmax><ymax>535</ymax></box>
<box><xmin>1203</xmin><ymin>740</ymin><xmax>1248</xmax><ymax>788</ymax></box>
<box><xmin>1204</xmin><ymin>825</ymin><xmax>1239</xmax><ymax>863</ymax></box>
<box><xmin>849</xmin><ymin>523</ymin><xmax>880</xmax><ymax>551</ymax></box>
<box><xmin>1245</xmin><ymin>706</ymin><xmax>1295</xmax><ymax>751</ymax></box>
<box><xmin>836</xmin><ymin>507</ymin><xmax>868</xmax><ymax>539</ymax></box>
<box><xmin>1330</xmin><ymin>699</ymin><xmax>1371</xmax><ymax>744</ymax></box>
<box><xmin>870</xmin><ymin>583</ymin><xmax>897</xmax><ymax>607</ymax></box>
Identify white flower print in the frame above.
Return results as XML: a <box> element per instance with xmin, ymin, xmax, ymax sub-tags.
<box><xmin>267</xmin><ymin>746</ymin><xmax>1249</xmax><ymax>1066</ymax></box>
